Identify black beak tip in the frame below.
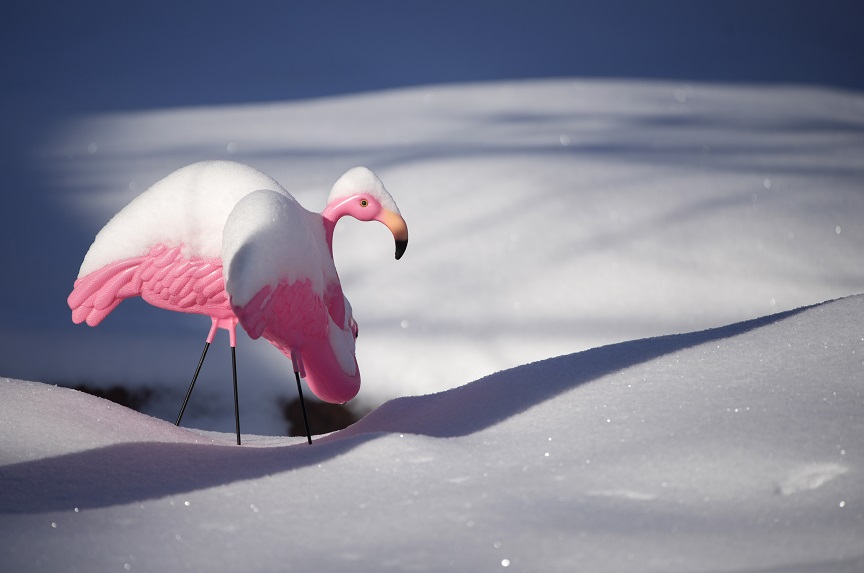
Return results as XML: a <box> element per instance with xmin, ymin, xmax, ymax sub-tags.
<box><xmin>395</xmin><ymin>239</ymin><xmax>408</xmax><ymax>260</ymax></box>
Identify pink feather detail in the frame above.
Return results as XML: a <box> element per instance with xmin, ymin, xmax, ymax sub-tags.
<box><xmin>233</xmin><ymin>279</ymin><xmax>360</xmax><ymax>404</ymax></box>
<box><xmin>233</xmin><ymin>285</ymin><xmax>273</xmax><ymax>340</ymax></box>
<box><xmin>69</xmin><ymin>242</ymin><xmax>359</xmax><ymax>403</ymax></box>
<box><xmin>233</xmin><ymin>279</ymin><xmax>327</xmax><ymax>345</ymax></box>
<box><xmin>68</xmin><ymin>243</ymin><xmax>233</xmax><ymax>327</ymax></box>
<box><xmin>323</xmin><ymin>281</ymin><xmax>346</xmax><ymax>329</ymax></box>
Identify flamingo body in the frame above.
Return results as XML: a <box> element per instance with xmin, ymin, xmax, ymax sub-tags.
<box><xmin>68</xmin><ymin>161</ymin><xmax>408</xmax><ymax>407</ymax></box>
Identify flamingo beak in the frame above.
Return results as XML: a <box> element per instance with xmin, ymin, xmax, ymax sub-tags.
<box><xmin>379</xmin><ymin>209</ymin><xmax>409</xmax><ymax>260</ymax></box>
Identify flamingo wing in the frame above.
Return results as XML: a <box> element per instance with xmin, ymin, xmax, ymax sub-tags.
<box><xmin>68</xmin><ymin>243</ymin><xmax>230</xmax><ymax>326</ymax></box>
<box><xmin>222</xmin><ymin>189</ymin><xmax>328</xmax><ymax>337</ymax></box>
<box><xmin>238</xmin><ymin>279</ymin><xmax>360</xmax><ymax>404</ymax></box>
<box><xmin>222</xmin><ymin>189</ymin><xmax>361</xmax><ymax>403</ymax></box>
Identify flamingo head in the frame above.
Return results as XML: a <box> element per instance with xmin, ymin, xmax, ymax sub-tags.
<box><xmin>326</xmin><ymin>167</ymin><xmax>409</xmax><ymax>259</ymax></box>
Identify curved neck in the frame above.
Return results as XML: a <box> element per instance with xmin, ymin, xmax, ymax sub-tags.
<box><xmin>320</xmin><ymin>203</ymin><xmax>343</xmax><ymax>253</ymax></box>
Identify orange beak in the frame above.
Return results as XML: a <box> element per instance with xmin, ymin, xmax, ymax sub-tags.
<box><xmin>379</xmin><ymin>209</ymin><xmax>409</xmax><ymax>260</ymax></box>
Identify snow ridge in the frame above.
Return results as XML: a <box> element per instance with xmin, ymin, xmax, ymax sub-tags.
<box><xmin>1</xmin><ymin>295</ymin><xmax>862</xmax><ymax>572</ymax></box>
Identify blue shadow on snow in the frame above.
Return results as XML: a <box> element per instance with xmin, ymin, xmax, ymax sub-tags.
<box><xmin>0</xmin><ymin>303</ymin><xmax>811</xmax><ymax>513</ymax></box>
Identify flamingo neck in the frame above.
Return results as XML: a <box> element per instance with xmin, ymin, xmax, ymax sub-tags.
<box><xmin>321</xmin><ymin>200</ymin><xmax>353</xmax><ymax>253</ymax></box>
<box><xmin>321</xmin><ymin>207</ymin><xmax>339</xmax><ymax>253</ymax></box>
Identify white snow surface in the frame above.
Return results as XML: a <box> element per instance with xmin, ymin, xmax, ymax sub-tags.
<box><xmin>1</xmin><ymin>294</ymin><xmax>863</xmax><ymax>572</ymax></box>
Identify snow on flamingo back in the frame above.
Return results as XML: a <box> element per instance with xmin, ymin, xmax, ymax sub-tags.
<box><xmin>77</xmin><ymin>161</ymin><xmax>292</xmax><ymax>277</ymax></box>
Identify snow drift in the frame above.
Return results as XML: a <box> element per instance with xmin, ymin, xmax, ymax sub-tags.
<box><xmin>1</xmin><ymin>294</ymin><xmax>862</xmax><ymax>572</ymax></box>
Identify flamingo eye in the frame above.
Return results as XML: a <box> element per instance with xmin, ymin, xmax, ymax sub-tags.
<box><xmin>360</xmin><ymin>199</ymin><xmax>369</xmax><ymax>207</ymax></box>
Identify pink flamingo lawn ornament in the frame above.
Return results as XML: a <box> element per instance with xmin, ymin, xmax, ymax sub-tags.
<box><xmin>67</xmin><ymin>161</ymin><xmax>408</xmax><ymax>445</ymax></box>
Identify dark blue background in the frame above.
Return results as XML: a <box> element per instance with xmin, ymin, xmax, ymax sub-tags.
<box><xmin>2</xmin><ymin>0</ymin><xmax>862</xmax><ymax>115</ymax></box>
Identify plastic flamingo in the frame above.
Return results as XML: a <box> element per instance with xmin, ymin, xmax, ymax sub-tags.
<box><xmin>67</xmin><ymin>161</ymin><xmax>408</xmax><ymax>445</ymax></box>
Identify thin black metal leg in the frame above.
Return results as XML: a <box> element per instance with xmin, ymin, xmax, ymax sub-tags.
<box><xmin>176</xmin><ymin>341</ymin><xmax>210</xmax><ymax>426</ymax></box>
<box><xmin>232</xmin><ymin>346</ymin><xmax>241</xmax><ymax>445</ymax></box>
<box><xmin>295</xmin><ymin>371</ymin><xmax>312</xmax><ymax>445</ymax></box>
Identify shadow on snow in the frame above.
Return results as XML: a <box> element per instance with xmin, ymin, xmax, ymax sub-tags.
<box><xmin>0</xmin><ymin>303</ymin><xmax>810</xmax><ymax>514</ymax></box>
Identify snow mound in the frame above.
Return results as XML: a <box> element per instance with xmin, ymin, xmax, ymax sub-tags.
<box><xmin>1</xmin><ymin>295</ymin><xmax>862</xmax><ymax>572</ymax></box>
<box><xmin>0</xmin><ymin>379</ymin><xmax>217</xmax><ymax>463</ymax></box>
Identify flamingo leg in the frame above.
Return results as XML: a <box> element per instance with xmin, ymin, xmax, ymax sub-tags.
<box><xmin>231</xmin><ymin>346</ymin><xmax>241</xmax><ymax>445</ymax></box>
<box><xmin>295</xmin><ymin>371</ymin><xmax>313</xmax><ymax>445</ymax></box>
<box><xmin>176</xmin><ymin>340</ymin><xmax>210</xmax><ymax>426</ymax></box>
<box><xmin>176</xmin><ymin>319</ymin><xmax>242</xmax><ymax>446</ymax></box>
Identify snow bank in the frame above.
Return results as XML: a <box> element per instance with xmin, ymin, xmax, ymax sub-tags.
<box><xmin>1</xmin><ymin>295</ymin><xmax>862</xmax><ymax>572</ymax></box>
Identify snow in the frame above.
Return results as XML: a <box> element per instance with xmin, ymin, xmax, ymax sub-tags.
<box><xmin>1</xmin><ymin>294</ymin><xmax>862</xmax><ymax>572</ymax></box>
<box><xmin>78</xmin><ymin>161</ymin><xmax>291</xmax><ymax>277</ymax></box>
<box><xmin>222</xmin><ymin>188</ymin><xmax>330</xmax><ymax>305</ymax></box>
<box><xmin>328</xmin><ymin>166</ymin><xmax>401</xmax><ymax>215</ymax></box>
<box><xmin>3</xmin><ymin>4</ymin><xmax>863</xmax><ymax>568</ymax></box>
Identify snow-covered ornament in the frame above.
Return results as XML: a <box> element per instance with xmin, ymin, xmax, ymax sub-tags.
<box><xmin>67</xmin><ymin>161</ymin><xmax>408</xmax><ymax>444</ymax></box>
